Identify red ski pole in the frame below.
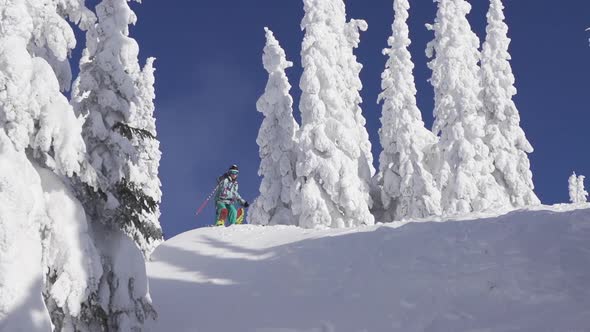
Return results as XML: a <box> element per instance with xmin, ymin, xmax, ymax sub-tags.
<box><xmin>195</xmin><ymin>183</ymin><xmax>220</xmax><ymax>217</ymax></box>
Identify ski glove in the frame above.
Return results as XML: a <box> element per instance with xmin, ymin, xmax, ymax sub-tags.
<box><xmin>243</xmin><ymin>201</ymin><xmax>250</xmax><ymax>208</ymax></box>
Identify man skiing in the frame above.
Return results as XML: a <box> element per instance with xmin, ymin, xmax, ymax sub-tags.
<box><xmin>214</xmin><ymin>165</ymin><xmax>249</xmax><ymax>226</ymax></box>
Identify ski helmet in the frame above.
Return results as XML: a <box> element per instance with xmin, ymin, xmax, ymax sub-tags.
<box><xmin>229</xmin><ymin>164</ymin><xmax>239</xmax><ymax>174</ymax></box>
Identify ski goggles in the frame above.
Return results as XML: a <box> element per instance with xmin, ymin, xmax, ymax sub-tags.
<box><xmin>229</xmin><ymin>170</ymin><xmax>239</xmax><ymax>175</ymax></box>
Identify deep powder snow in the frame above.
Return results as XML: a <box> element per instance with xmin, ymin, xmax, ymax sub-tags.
<box><xmin>148</xmin><ymin>205</ymin><xmax>590</xmax><ymax>332</ymax></box>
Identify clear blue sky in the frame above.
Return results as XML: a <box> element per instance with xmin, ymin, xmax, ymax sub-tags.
<box><xmin>116</xmin><ymin>0</ymin><xmax>590</xmax><ymax>238</ymax></box>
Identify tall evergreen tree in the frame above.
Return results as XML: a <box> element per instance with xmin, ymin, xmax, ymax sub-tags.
<box><xmin>377</xmin><ymin>0</ymin><xmax>441</xmax><ymax>222</ymax></box>
<box><xmin>569</xmin><ymin>172</ymin><xmax>588</xmax><ymax>204</ymax></box>
<box><xmin>0</xmin><ymin>1</ymin><xmax>102</xmax><ymax>331</ymax></box>
<box><xmin>480</xmin><ymin>0</ymin><xmax>540</xmax><ymax>207</ymax></box>
<box><xmin>72</xmin><ymin>0</ymin><xmax>162</xmax><ymax>257</ymax></box>
<box><xmin>341</xmin><ymin>18</ymin><xmax>375</xmax><ymax>187</ymax></box>
<box><xmin>70</xmin><ymin>0</ymin><xmax>162</xmax><ymax>329</ymax></box>
<box><xmin>250</xmin><ymin>28</ymin><xmax>300</xmax><ymax>226</ymax></box>
<box><xmin>426</xmin><ymin>0</ymin><xmax>508</xmax><ymax>215</ymax></box>
<box><xmin>292</xmin><ymin>0</ymin><xmax>374</xmax><ymax>228</ymax></box>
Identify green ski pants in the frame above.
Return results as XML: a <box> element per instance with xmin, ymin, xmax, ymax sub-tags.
<box><xmin>216</xmin><ymin>202</ymin><xmax>238</xmax><ymax>224</ymax></box>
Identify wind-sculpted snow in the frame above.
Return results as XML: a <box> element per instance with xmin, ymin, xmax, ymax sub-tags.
<box><xmin>148</xmin><ymin>206</ymin><xmax>590</xmax><ymax>331</ymax></box>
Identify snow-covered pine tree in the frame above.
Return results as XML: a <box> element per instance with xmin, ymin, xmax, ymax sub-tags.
<box><xmin>569</xmin><ymin>172</ymin><xmax>588</xmax><ymax>204</ymax></box>
<box><xmin>341</xmin><ymin>18</ymin><xmax>375</xmax><ymax>189</ymax></box>
<box><xmin>480</xmin><ymin>0</ymin><xmax>540</xmax><ymax>208</ymax></box>
<box><xmin>578</xmin><ymin>175</ymin><xmax>588</xmax><ymax>203</ymax></box>
<box><xmin>376</xmin><ymin>0</ymin><xmax>441</xmax><ymax>222</ymax></box>
<box><xmin>0</xmin><ymin>1</ymin><xmax>103</xmax><ymax>331</ymax></box>
<box><xmin>73</xmin><ymin>0</ymin><xmax>163</xmax><ymax>257</ymax></box>
<box><xmin>426</xmin><ymin>0</ymin><xmax>508</xmax><ymax>215</ymax></box>
<box><xmin>250</xmin><ymin>28</ymin><xmax>300</xmax><ymax>226</ymax></box>
<box><xmin>70</xmin><ymin>0</ymin><xmax>162</xmax><ymax>329</ymax></box>
<box><xmin>292</xmin><ymin>0</ymin><xmax>375</xmax><ymax>228</ymax></box>
<box><xmin>568</xmin><ymin>173</ymin><xmax>576</xmax><ymax>203</ymax></box>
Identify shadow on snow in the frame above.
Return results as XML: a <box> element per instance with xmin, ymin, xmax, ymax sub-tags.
<box><xmin>148</xmin><ymin>208</ymin><xmax>590</xmax><ymax>332</ymax></box>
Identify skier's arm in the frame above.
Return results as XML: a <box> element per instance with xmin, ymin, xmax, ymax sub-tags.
<box><xmin>234</xmin><ymin>182</ymin><xmax>247</xmax><ymax>206</ymax></box>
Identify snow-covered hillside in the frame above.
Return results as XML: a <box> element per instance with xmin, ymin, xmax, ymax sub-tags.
<box><xmin>147</xmin><ymin>205</ymin><xmax>590</xmax><ymax>332</ymax></box>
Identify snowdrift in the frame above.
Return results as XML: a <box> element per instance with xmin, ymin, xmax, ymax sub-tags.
<box><xmin>148</xmin><ymin>206</ymin><xmax>590</xmax><ymax>332</ymax></box>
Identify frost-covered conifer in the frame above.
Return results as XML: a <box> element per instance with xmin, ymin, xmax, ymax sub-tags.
<box><xmin>250</xmin><ymin>28</ymin><xmax>299</xmax><ymax>226</ymax></box>
<box><xmin>377</xmin><ymin>0</ymin><xmax>441</xmax><ymax>222</ymax></box>
<box><xmin>426</xmin><ymin>0</ymin><xmax>507</xmax><ymax>215</ymax></box>
<box><xmin>70</xmin><ymin>0</ymin><xmax>162</xmax><ymax>329</ymax></box>
<box><xmin>341</xmin><ymin>19</ymin><xmax>375</xmax><ymax>186</ymax></box>
<box><xmin>0</xmin><ymin>1</ymin><xmax>102</xmax><ymax>331</ymax></box>
<box><xmin>569</xmin><ymin>172</ymin><xmax>588</xmax><ymax>204</ymax></box>
<box><xmin>569</xmin><ymin>173</ymin><xmax>577</xmax><ymax>203</ymax></box>
<box><xmin>292</xmin><ymin>0</ymin><xmax>374</xmax><ymax>228</ymax></box>
<box><xmin>579</xmin><ymin>176</ymin><xmax>589</xmax><ymax>203</ymax></box>
<box><xmin>73</xmin><ymin>0</ymin><xmax>162</xmax><ymax>256</ymax></box>
<box><xmin>481</xmin><ymin>0</ymin><xmax>540</xmax><ymax>208</ymax></box>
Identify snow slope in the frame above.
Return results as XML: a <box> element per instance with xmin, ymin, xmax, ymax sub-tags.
<box><xmin>147</xmin><ymin>206</ymin><xmax>590</xmax><ymax>332</ymax></box>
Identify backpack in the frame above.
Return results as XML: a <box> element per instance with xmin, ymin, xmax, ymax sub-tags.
<box><xmin>217</xmin><ymin>172</ymin><xmax>229</xmax><ymax>184</ymax></box>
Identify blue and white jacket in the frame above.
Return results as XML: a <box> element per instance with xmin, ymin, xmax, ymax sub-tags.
<box><xmin>214</xmin><ymin>174</ymin><xmax>245</xmax><ymax>205</ymax></box>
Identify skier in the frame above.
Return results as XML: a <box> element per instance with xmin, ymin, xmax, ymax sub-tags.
<box><xmin>214</xmin><ymin>165</ymin><xmax>249</xmax><ymax>226</ymax></box>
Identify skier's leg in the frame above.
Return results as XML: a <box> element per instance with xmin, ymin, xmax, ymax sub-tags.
<box><xmin>227</xmin><ymin>204</ymin><xmax>238</xmax><ymax>225</ymax></box>
<box><xmin>215</xmin><ymin>202</ymin><xmax>228</xmax><ymax>226</ymax></box>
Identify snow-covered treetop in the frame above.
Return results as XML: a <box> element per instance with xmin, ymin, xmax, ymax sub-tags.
<box><xmin>481</xmin><ymin>0</ymin><xmax>524</xmax><ymax>130</ymax></box>
<box><xmin>262</xmin><ymin>27</ymin><xmax>293</xmax><ymax>74</ymax></box>
<box><xmin>378</xmin><ymin>0</ymin><xmax>420</xmax><ymax>121</ymax></box>
<box><xmin>75</xmin><ymin>0</ymin><xmax>141</xmax><ymax>127</ymax></box>
<box><xmin>73</xmin><ymin>0</ymin><xmax>146</xmax><ymax>166</ymax></box>
<box><xmin>426</xmin><ymin>0</ymin><xmax>483</xmax><ymax>137</ymax></box>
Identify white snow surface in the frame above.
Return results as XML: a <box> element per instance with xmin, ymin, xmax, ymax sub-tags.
<box><xmin>148</xmin><ymin>205</ymin><xmax>590</xmax><ymax>331</ymax></box>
